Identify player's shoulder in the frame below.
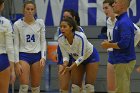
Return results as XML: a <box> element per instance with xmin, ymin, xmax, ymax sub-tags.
<box><xmin>78</xmin><ymin>26</ymin><xmax>84</xmax><ymax>32</ymax></box>
<box><xmin>58</xmin><ymin>34</ymin><xmax>64</xmax><ymax>40</ymax></box>
<box><xmin>75</xmin><ymin>31</ymin><xmax>85</xmax><ymax>36</ymax></box>
<box><xmin>75</xmin><ymin>31</ymin><xmax>86</xmax><ymax>40</ymax></box>
<box><xmin>0</xmin><ymin>16</ymin><xmax>11</xmax><ymax>26</ymax></box>
<box><xmin>13</xmin><ymin>18</ymin><xmax>23</xmax><ymax>26</ymax></box>
<box><xmin>0</xmin><ymin>16</ymin><xmax>10</xmax><ymax>22</ymax></box>
<box><xmin>36</xmin><ymin>18</ymin><xmax>44</xmax><ymax>25</ymax></box>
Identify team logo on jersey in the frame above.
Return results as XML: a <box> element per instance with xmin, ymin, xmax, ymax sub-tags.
<box><xmin>78</xmin><ymin>57</ymin><xmax>82</xmax><ymax>62</ymax></box>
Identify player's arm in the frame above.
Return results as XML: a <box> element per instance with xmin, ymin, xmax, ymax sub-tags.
<box><xmin>133</xmin><ymin>23</ymin><xmax>140</xmax><ymax>47</ymax></box>
<box><xmin>13</xmin><ymin>23</ymin><xmax>20</xmax><ymax>63</ymax></box>
<box><xmin>5</xmin><ymin>21</ymin><xmax>14</xmax><ymax>63</ymax></box>
<box><xmin>58</xmin><ymin>38</ymin><xmax>69</xmax><ymax>66</ymax></box>
<box><xmin>40</xmin><ymin>20</ymin><xmax>46</xmax><ymax>61</ymax></box>
<box><xmin>75</xmin><ymin>34</ymin><xmax>87</xmax><ymax>66</ymax></box>
<box><xmin>5</xmin><ymin>21</ymin><xmax>16</xmax><ymax>83</ymax></box>
<box><xmin>66</xmin><ymin>34</ymin><xmax>87</xmax><ymax>71</ymax></box>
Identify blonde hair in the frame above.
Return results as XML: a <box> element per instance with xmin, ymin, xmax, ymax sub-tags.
<box><xmin>103</xmin><ymin>0</ymin><xmax>114</xmax><ymax>6</ymax></box>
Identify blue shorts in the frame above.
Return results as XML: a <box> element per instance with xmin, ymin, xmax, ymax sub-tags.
<box><xmin>19</xmin><ymin>52</ymin><xmax>41</xmax><ymax>65</ymax></box>
<box><xmin>108</xmin><ymin>51</ymin><xmax>114</xmax><ymax>64</ymax></box>
<box><xmin>0</xmin><ymin>54</ymin><xmax>10</xmax><ymax>72</ymax></box>
<box><xmin>57</xmin><ymin>47</ymin><xmax>100</xmax><ymax>65</ymax></box>
<box><xmin>82</xmin><ymin>47</ymin><xmax>100</xmax><ymax>65</ymax></box>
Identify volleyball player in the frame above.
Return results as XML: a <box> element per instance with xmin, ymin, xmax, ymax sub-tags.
<box><xmin>14</xmin><ymin>1</ymin><xmax>46</xmax><ymax>93</ymax></box>
<box><xmin>0</xmin><ymin>0</ymin><xmax>15</xmax><ymax>93</ymax></box>
<box><xmin>58</xmin><ymin>17</ymin><xmax>99</xmax><ymax>93</ymax></box>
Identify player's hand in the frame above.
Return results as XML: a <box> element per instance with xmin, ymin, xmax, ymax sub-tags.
<box><xmin>62</xmin><ymin>67</ymin><xmax>71</xmax><ymax>75</ymax></box>
<box><xmin>39</xmin><ymin>58</ymin><xmax>46</xmax><ymax>71</ymax></box>
<box><xmin>61</xmin><ymin>62</ymin><xmax>77</xmax><ymax>75</ymax></box>
<box><xmin>15</xmin><ymin>62</ymin><xmax>23</xmax><ymax>76</ymax></box>
<box><xmin>40</xmin><ymin>58</ymin><xmax>46</xmax><ymax>67</ymax></box>
<box><xmin>59</xmin><ymin>65</ymin><xmax>67</xmax><ymax>75</ymax></box>
<box><xmin>10</xmin><ymin>70</ymin><xmax>16</xmax><ymax>84</ymax></box>
<box><xmin>136</xmin><ymin>67</ymin><xmax>140</xmax><ymax>73</ymax></box>
<box><xmin>101</xmin><ymin>40</ymin><xmax>110</xmax><ymax>49</ymax></box>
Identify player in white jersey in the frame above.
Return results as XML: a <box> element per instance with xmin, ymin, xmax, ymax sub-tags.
<box><xmin>58</xmin><ymin>17</ymin><xmax>99</xmax><ymax>93</ymax></box>
<box><xmin>0</xmin><ymin>0</ymin><xmax>15</xmax><ymax>92</ymax></box>
<box><xmin>14</xmin><ymin>1</ymin><xmax>46</xmax><ymax>93</ymax></box>
<box><xmin>102</xmin><ymin>0</ymin><xmax>140</xmax><ymax>93</ymax></box>
<box><xmin>56</xmin><ymin>9</ymin><xmax>85</xmax><ymax>93</ymax></box>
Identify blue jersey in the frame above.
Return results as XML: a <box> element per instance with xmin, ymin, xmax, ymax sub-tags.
<box><xmin>107</xmin><ymin>17</ymin><xmax>140</xmax><ymax>64</ymax></box>
<box><xmin>112</xmin><ymin>12</ymin><xmax>136</xmax><ymax>64</ymax></box>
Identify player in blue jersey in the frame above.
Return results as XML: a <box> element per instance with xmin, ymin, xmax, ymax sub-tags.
<box><xmin>14</xmin><ymin>1</ymin><xmax>46</xmax><ymax>93</ymax></box>
<box><xmin>101</xmin><ymin>0</ymin><xmax>136</xmax><ymax>92</ymax></box>
<box><xmin>102</xmin><ymin>0</ymin><xmax>140</xmax><ymax>93</ymax></box>
<box><xmin>58</xmin><ymin>17</ymin><xmax>99</xmax><ymax>93</ymax></box>
<box><xmin>0</xmin><ymin>0</ymin><xmax>15</xmax><ymax>92</ymax></box>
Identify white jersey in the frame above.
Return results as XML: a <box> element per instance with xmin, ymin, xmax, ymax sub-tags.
<box><xmin>58</xmin><ymin>31</ymin><xmax>93</xmax><ymax>66</ymax></box>
<box><xmin>106</xmin><ymin>17</ymin><xmax>117</xmax><ymax>51</ymax></box>
<box><xmin>107</xmin><ymin>17</ymin><xmax>140</xmax><ymax>51</ymax></box>
<box><xmin>14</xmin><ymin>18</ymin><xmax>46</xmax><ymax>63</ymax></box>
<box><xmin>134</xmin><ymin>24</ymin><xmax>140</xmax><ymax>46</ymax></box>
<box><xmin>0</xmin><ymin>16</ymin><xmax>14</xmax><ymax>62</ymax></box>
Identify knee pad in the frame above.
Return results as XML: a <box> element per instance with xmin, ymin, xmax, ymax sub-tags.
<box><xmin>85</xmin><ymin>84</ymin><xmax>95</xmax><ymax>93</ymax></box>
<box><xmin>19</xmin><ymin>85</ymin><xmax>29</xmax><ymax>93</ymax></box>
<box><xmin>81</xmin><ymin>85</ymin><xmax>86</xmax><ymax>93</ymax></box>
<box><xmin>71</xmin><ymin>84</ymin><xmax>81</xmax><ymax>93</ymax></box>
<box><xmin>31</xmin><ymin>86</ymin><xmax>40</xmax><ymax>93</ymax></box>
<box><xmin>59</xmin><ymin>89</ymin><xmax>68</xmax><ymax>93</ymax></box>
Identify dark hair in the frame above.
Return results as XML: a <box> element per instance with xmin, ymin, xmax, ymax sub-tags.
<box><xmin>103</xmin><ymin>0</ymin><xmax>114</xmax><ymax>6</ymax></box>
<box><xmin>61</xmin><ymin>17</ymin><xmax>78</xmax><ymax>32</ymax></box>
<box><xmin>63</xmin><ymin>9</ymin><xmax>80</xmax><ymax>26</ymax></box>
<box><xmin>0</xmin><ymin>0</ymin><xmax>4</xmax><ymax>5</ymax></box>
<box><xmin>23</xmin><ymin>1</ymin><xmax>36</xmax><ymax>9</ymax></box>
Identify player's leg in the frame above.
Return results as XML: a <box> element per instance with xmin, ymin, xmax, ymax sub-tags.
<box><xmin>30</xmin><ymin>52</ymin><xmax>44</xmax><ymax>93</ymax></box>
<box><xmin>58</xmin><ymin>64</ymin><xmax>71</xmax><ymax>93</ymax></box>
<box><xmin>85</xmin><ymin>47</ymin><xmax>99</xmax><ymax>93</ymax></box>
<box><xmin>114</xmin><ymin>60</ymin><xmax>136</xmax><ymax>93</ymax></box>
<box><xmin>85</xmin><ymin>62</ymin><xmax>99</xmax><ymax>93</ymax></box>
<box><xmin>107</xmin><ymin>63</ymin><xmax>115</xmax><ymax>93</ymax></box>
<box><xmin>30</xmin><ymin>61</ymin><xmax>43</xmax><ymax>93</ymax></box>
<box><xmin>18</xmin><ymin>60</ymin><xmax>30</xmax><ymax>93</ymax></box>
<box><xmin>71</xmin><ymin>64</ymin><xmax>85</xmax><ymax>93</ymax></box>
<box><xmin>0</xmin><ymin>54</ymin><xmax>11</xmax><ymax>93</ymax></box>
<box><xmin>57</xmin><ymin>46</ymin><xmax>71</xmax><ymax>93</ymax></box>
<box><xmin>0</xmin><ymin>67</ymin><xmax>10</xmax><ymax>93</ymax></box>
